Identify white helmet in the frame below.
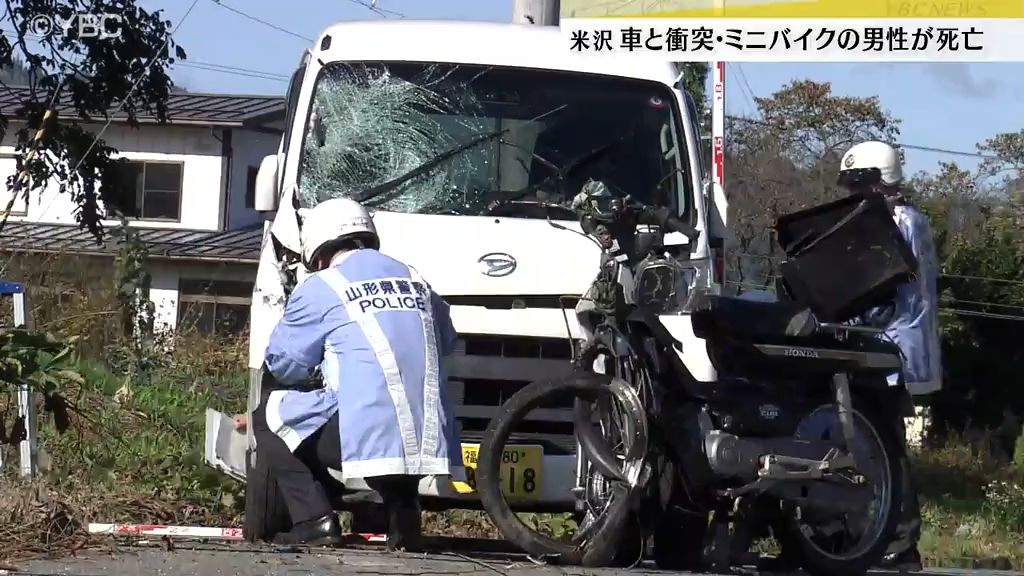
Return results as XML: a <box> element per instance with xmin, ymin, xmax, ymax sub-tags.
<box><xmin>297</xmin><ymin>197</ymin><xmax>379</xmax><ymax>268</ymax></box>
<box><xmin>839</xmin><ymin>141</ymin><xmax>903</xmax><ymax>187</ymax></box>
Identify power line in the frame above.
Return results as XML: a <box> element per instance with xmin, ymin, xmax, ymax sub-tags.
<box><xmin>341</xmin><ymin>0</ymin><xmax>406</xmax><ymax>18</ymax></box>
<box><xmin>183</xmin><ymin>60</ymin><xmax>290</xmax><ymax>79</ymax></box>
<box><xmin>728</xmin><ymin>250</ymin><xmax>1024</xmax><ymax>297</ymax></box>
<box><xmin>724</xmin><ymin>113</ymin><xmax>998</xmax><ymax>160</ymax></box>
<box><xmin>944</xmin><ymin>296</ymin><xmax>1024</xmax><ymax>313</ymax></box>
<box><xmin>0</xmin><ymin>29</ymin><xmax>290</xmax><ymax>85</ymax></box>
<box><xmin>207</xmin><ymin>0</ymin><xmax>314</xmax><ymax>42</ymax></box>
<box><xmin>942</xmin><ymin>272</ymin><xmax>1024</xmax><ymax>288</ymax></box>
<box><xmin>725</xmin><ymin>281</ymin><xmax>1024</xmax><ymax>323</ymax></box>
<box><xmin>729</xmin><ymin>63</ymin><xmax>760</xmax><ymax>121</ymax></box>
<box><xmin>940</xmin><ymin>308</ymin><xmax>1024</xmax><ymax>322</ymax></box>
<box><xmin>178</xmin><ymin>61</ymin><xmax>289</xmax><ymax>82</ymax></box>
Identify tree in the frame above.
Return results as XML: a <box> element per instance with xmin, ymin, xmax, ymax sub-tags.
<box><xmin>913</xmin><ymin>142</ymin><xmax>1024</xmax><ymax>436</ymax></box>
<box><xmin>0</xmin><ymin>1</ymin><xmax>188</xmax><ymax>239</ymax></box>
<box><xmin>724</xmin><ymin>80</ymin><xmax>901</xmax><ymax>288</ymax></box>
<box><xmin>674</xmin><ymin>62</ymin><xmax>709</xmax><ymax>132</ymax></box>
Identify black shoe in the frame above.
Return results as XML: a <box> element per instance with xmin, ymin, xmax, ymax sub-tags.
<box><xmin>386</xmin><ymin>501</ymin><xmax>422</xmax><ymax>552</ymax></box>
<box><xmin>881</xmin><ymin>547</ymin><xmax>923</xmax><ymax>572</ymax></box>
<box><xmin>272</xmin><ymin>514</ymin><xmax>344</xmax><ymax>547</ymax></box>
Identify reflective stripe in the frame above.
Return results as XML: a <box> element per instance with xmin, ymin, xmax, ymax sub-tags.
<box><xmin>322</xmin><ymin>343</ymin><xmax>342</xmax><ymax>395</ymax></box>
<box><xmin>342</xmin><ymin>456</ymin><xmax>452</xmax><ymax>479</ymax></box>
<box><xmin>318</xmin><ymin>268</ymin><xmax>422</xmax><ymax>465</ymax></box>
<box><xmin>406</xmin><ymin>266</ymin><xmax>441</xmax><ymax>468</ymax></box>
<box><xmin>265</xmin><ymin>390</ymin><xmax>303</xmax><ymax>452</ymax></box>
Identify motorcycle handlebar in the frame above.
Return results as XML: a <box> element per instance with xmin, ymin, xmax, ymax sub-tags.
<box><xmin>633</xmin><ymin>202</ymin><xmax>701</xmax><ymax>243</ymax></box>
<box><xmin>575</xmin><ymin>190</ymin><xmax>701</xmax><ymax>243</ymax></box>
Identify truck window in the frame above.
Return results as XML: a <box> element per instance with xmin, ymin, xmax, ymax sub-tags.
<box><xmin>295</xmin><ymin>62</ymin><xmax>692</xmax><ymax>222</ymax></box>
<box><xmin>281</xmin><ymin>62</ymin><xmax>307</xmax><ymax>162</ymax></box>
<box><xmin>683</xmin><ymin>91</ymin><xmax>707</xmax><ymax>182</ymax></box>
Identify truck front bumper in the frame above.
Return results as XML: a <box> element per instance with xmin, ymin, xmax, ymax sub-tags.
<box><xmin>204</xmin><ymin>409</ymin><xmax>578</xmax><ymax>512</ymax></box>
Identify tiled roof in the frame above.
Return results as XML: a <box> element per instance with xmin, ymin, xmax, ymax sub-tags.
<box><xmin>0</xmin><ymin>221</ymin><xmax>263</xmax><ymax>263</ymax></box>
<box><xmin>0</xmin><ymin>86</ymin><xmax>285</xmax><ymax>128</ymax></box>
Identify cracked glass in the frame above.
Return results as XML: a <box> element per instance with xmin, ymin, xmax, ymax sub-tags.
<box><xmin>297</xmin><ymin>61</ymin><xmax>692</xmax><ymax>221</ymax></box>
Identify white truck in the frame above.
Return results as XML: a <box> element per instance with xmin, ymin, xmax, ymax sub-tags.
<box><xmin>204</xmin><ymin>19</ymin><xmax>729</xmax><ymax>536</ymax></box>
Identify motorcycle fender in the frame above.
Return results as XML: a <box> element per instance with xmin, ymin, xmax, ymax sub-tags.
<box><xmin>850</xmin><ymin>382</ymin><xmax>915</xmax><ymax>458</ymax></box>
<box><xmin>851</xmin><ymin>374</ymin><xmax>916</xmax><ymax>419</ymax></box>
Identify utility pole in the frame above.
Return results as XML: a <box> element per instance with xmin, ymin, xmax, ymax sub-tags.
<box><xmin>512</xmin><ymin>0</ymin><xmax>560</xmax><ymax>25</ymax></box>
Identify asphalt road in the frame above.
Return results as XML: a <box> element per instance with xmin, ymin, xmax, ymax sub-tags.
<box><xmin>11</xmin><ymin>545</ymin><xmax>1024</xmax><ymax>576</ymax></box>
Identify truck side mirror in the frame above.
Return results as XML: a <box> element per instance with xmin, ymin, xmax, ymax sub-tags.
<box><xmin>254</xmin><ymin>154</ymin><xmax>280</xmax><ymax>212</ymax></box>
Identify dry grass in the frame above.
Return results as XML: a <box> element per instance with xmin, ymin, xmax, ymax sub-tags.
<box><xmin>0</xmin><ymin>251</ymin><xmax>249</xmax><ymax>566</ymax></box>
<box><xmin>0</xmin><ymin>478</ymin><xmax>242</xmax><ymax>566</ymax></box>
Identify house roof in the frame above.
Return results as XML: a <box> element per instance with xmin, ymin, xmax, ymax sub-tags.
<box><xmin>0</xmin><ymin>221</ymin><xmax>263</xmax><ymax>263</ymax></box>
<box><xmin>0</xmin><ymin>86</ymin><xmax>286</xmax><ymax>128</ymax></box>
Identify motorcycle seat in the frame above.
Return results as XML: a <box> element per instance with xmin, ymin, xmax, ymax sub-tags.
<box><xmin>690</xmin><ymin>293</ymin><xmax>819</xmax><ymax>340</ymax></box>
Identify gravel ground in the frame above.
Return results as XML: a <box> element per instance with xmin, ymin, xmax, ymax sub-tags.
<box><xmin>9</xmin><ymin>545</ymin><xmax>1024</xmax><ymax>576</ymax></box>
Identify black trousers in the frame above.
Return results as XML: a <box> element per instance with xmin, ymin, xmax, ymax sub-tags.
<box><xmin>251</xmin><ymin>397</ymin><xmax>422</xmax><ymax>527</ymax></box>
<box><xmin>887</xmin><ymin>417</ymin><xmax>922</xmax><ymax>555</ymax></box>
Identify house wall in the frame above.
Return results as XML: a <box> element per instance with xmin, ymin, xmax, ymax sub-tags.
<box><xmin>0</xmin><ymin>123</ymin><xmax>224</xmax><ymax>230</ymax></box>
<box><xmin>0</xmin><ymin>122</ymin><xmax>280</xmax><ymax>232</ymax></box>
<box><xmin>226</xmin><ymin>129</ymin><xmax>281</xmax><ymax>230</ymax></box>
<box><xmin>149</xmin><ymin>260</ymin><xmax>257</xmax><ymax>332</ymax></box>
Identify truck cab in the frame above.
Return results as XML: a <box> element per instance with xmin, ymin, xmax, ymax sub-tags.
<box><xmin>205</xmin><ymin>19</ymin><xmax>727</xmax><ymax>522</ymax></box>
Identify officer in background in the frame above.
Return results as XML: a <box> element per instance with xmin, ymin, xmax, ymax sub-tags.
<box><xmin>250</xmin><ymin>197</ymin><xmax>463</xmax><ymax>551</ymax></box>
<box><xmin>838</xmin><ymin>140</ymin><xmax>942</xmax><ymax>572</ymax></box>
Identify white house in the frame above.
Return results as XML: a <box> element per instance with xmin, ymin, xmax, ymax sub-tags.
<box><xmin>0</xmin><ymin>88</ymin><xmax>286</xmax><ymax>335</ymax></box>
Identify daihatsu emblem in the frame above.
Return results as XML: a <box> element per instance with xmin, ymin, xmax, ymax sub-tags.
<box><xmin>478</xmin><ymin>253</ymin><xmax>517</xmax><ymax>277</ymax></box>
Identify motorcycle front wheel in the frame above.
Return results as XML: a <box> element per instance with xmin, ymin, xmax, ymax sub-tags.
<box><xmin>476</xmin><ymin>372</ymin><xmax>639</xmax><ymax>567</ymax></box>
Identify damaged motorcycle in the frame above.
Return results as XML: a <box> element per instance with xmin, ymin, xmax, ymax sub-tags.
<box><xmin>475</xmin><ymin>181</ymin><xmax>918</xmax><ymax>576</ymax></box>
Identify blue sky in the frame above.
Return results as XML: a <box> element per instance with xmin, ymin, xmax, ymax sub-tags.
<box><xmin>137</xmin><ymin>0</ymin><xmax>1024</xmax><ymax>176</ymax></box>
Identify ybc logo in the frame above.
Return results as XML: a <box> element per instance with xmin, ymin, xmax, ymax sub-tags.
<box><xmin>478</xmin><ymin>253</ymin><xmax>517</xmax><ymax>277</ymax></box>
<box><xmin>29</xmin><ymin>13</ymin><xmax>124</xmax><ymax>40</ymax></box>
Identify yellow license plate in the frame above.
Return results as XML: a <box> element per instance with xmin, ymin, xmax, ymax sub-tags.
<box><xmin>451</xmin><ymin>443</ymin><xmax>543</xmax><ymax>500</ymax></box>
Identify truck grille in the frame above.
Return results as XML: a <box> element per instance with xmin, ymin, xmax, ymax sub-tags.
<box><xmin>448</xmin><ymin>334</ymin><xmax>577</xmax><ymax>453</ymax></box>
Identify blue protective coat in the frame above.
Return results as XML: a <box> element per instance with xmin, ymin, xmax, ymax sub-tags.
<box><xmin>262</xmin><ymin>248</ymin><xmax>465</xmax><ymax>480</ymax></box>
<box><xmin>886</xmin><ymin>204</ymin><xmax>943</xmax><ymax>396</ymax></box>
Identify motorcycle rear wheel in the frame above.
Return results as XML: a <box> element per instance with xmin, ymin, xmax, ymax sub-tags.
<box><xmin>476</xmin><ymin>373</ymin><xmax>637</xmax><ymax>567</ymax></box>
<box><xmin>775</xmin><ymin>396</ymin><xmax>904</xmax><ymax>576</ymax></box>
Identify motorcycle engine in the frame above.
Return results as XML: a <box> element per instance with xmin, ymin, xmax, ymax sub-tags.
<box><xmin>706</xmin><ymin>394</ymin><xmax>801</xmax><ymax>437</ymax></box>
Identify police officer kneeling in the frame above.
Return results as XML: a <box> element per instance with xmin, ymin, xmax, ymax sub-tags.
<box><xmin>250</xmin><ymin>198</ymin><xmax>464</xmax><ymax>550</ymax></box>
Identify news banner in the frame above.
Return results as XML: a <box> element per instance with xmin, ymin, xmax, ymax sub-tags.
<box><xmin>558</xmin><ymin>0</ymin><xmax>1024</xmax><ymax>61</ymax></box>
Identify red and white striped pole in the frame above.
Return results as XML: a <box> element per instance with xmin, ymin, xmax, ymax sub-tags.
<box><xmin>711</xmin><ymin>60</ymin><xmax>725</xmax><ymax>191</ymax></box>
<box><xmin>87</xmin><ymin>523</ymin><xmax>387</xmax><ymax>543</ymax></box>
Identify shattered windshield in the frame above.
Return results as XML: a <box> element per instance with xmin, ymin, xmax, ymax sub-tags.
<box><xmin>297</xmin><ymin>61</ymin><xmax>691</xmax><ymax>220</ymax></box>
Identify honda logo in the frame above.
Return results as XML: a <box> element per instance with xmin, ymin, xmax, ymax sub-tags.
<box><xmin>478</xmin><ymin>253</ymin><xmax>517</xmax><ymax>277</ymax></box>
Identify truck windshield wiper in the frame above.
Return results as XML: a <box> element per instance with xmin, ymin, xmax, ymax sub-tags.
<box><xmin>355</xmin><ymin>128</ymin><xmax>505</xmax><ymax>205</ymax></box>
<box><xmin>355</xmin><ymin>104</ymin><xmax>568</xmax><ymax>205</ymax></box>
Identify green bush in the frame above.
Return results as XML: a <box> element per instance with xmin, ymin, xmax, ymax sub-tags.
<box><xmin>984</xmin><ymin>480</ymin><xmax>1024</xmax><ymax>534</ymax></box>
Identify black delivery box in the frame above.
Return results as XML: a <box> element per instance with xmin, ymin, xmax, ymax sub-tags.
<box><xmin>773</xmin><ymin>192</ymin><xmax>919</xmax><ymax>322</ymax></box>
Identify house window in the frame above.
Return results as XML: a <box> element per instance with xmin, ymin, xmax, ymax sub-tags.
<box><xmin>110</xmin><ymin>160</ymin><xmax>183</xmax><ymax>221</ymax></box>
<box><xmin>245</xmin><ymin>165</ymin><xmax>259</xmax><ymax>209</ymax></box>
<box><xmin>176</xmin><ymin>278</ymin><xmax>253</xmax><ymax>335</ymax></box>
